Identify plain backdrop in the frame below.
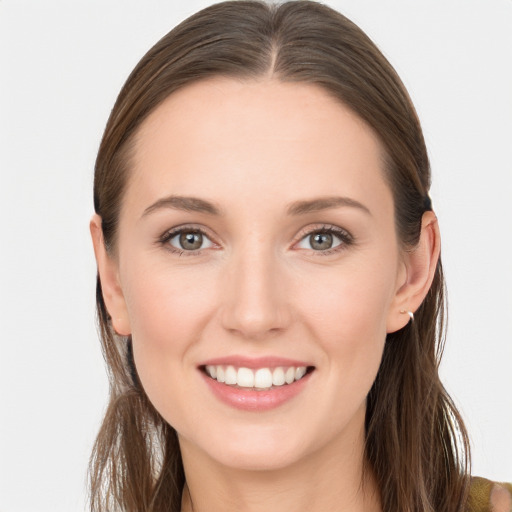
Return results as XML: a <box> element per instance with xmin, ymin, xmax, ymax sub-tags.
<box><xmin>1</xmin><ymin>1</ymin><xmax>511</xmax><ymax>511</ymax></box>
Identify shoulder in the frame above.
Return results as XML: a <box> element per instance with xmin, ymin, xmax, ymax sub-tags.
<box><xmin>467</xmin><ymin>476</ymin><xmax>512</xmax><ymax>512</ymax></box>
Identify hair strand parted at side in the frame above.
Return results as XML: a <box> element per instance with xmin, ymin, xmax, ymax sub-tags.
<box><xmin>90</xmin><ymin>2</ymin><xmax>470</xmax><ymax>511</ymax></box>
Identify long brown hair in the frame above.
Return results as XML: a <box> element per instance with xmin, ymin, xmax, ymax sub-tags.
<box><xmin>90</xmin><ymin>2</ymin><xmax>471</xmax><ymax>511</ymax></box>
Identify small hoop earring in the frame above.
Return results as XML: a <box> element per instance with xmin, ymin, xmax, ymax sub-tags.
<box><xmin>400</xmin><ymin>309</ymin><xmax>414</xmax><ymax>321</ymax></box>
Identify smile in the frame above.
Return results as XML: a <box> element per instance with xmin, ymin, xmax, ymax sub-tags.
<box><xmin>200</xmin><ymin>359</ymin><xmax>315</xmax><ymax>411</ymax></box>
<box><xmin>204</xmin><ymin>365</ymin><xmax>310</xmax><ymax>390</ymax></box>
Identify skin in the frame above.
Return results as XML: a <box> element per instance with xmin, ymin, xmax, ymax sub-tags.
<box><xmin>91</xmin><ymin>78</ymin><xmax>440</xmax><ymax>512</ymax></box>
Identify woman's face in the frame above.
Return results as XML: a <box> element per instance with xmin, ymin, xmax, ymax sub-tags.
<box><xmin>109</xmin><ymin>78</ymin><xmax>408</xmax><ymax>471</ymax></box>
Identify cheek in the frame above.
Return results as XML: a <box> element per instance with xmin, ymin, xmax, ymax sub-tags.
<box><xmin>299</xmin><ymin>255</ymin><xmax>397</xmax><ymax>387</ymax></box>
<box><xmin>125</xmin><ymin>261</ymin><xmax>217</xmax><ymax>342</ymax></box>
<box><xmin>121</xmin><ymin>263</ymin><xmax>218</xmax><ymax>404</ymax></box>
<box><xmin>303</xmin><ymin>258</ymin><xmax>396</xmax><ymax>342</ymax></box>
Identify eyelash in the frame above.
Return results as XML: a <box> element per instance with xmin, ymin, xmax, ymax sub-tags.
<box><xmin>158</xmin><ymin>224</ymin><xmax>354</xmax><ymax>257</ymax></box>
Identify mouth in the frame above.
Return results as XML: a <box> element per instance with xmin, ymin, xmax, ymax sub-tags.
<box><xmin>200</xmin><ymin>364</ymin><xmax>315</xmax><ymax>391</ymax></box>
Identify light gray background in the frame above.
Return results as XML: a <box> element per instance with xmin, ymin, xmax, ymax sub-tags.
<box><xmin>1</xmin><ymin>1</ymin><xmax>511</xmax><ymax>511</ymax></box>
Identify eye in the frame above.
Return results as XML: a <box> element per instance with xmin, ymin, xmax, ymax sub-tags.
<box><xmin>161</xmin><ymin>227</ymin><xmax>215</xmax><ymax>254</ymax></box>
<box><xmin>295</xmin><ymin>225</ymin><xmax>352</xmax><ymax>254</ymax></box>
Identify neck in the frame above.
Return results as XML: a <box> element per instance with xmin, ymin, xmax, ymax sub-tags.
<box><xmin>179</xmin><ymin>412</ymin><xmax>381</xmax><ymax>512</ymax></box>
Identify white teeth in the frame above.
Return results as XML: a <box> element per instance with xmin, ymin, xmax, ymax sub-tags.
<box><xmin>254</xmin><ymin>368</ymin><xmax>273</xmax><ymax>389</ymax></box>
<box><xmin>285</xmin><ymin>367</ymin><xmax>295</xmax><ymax>384</ymax></box>
<box><xmin>206</xmin><ymin>364</ymin><xmax>309</xmax><ymax>388</ymax></box>
<box><xmin>206</xmin><ymin>365</ymin><xmax>217</xmax><ymax>378</ymax></box>
<box><xmin>295</xmin><ymin>366</ymin><xmax>307</xmax><ymax>380</ymax></box>
<box><xmin>225</xmin><ymin>365</ymin><xmax>237</xmax><ymax>385</ymax></box>
<box><xmin>272</xmin><ymin>367</ymin><xmax>285</xmax><ymax>386</ymax></box>
<box><xmin>237</xmin><ymin>367</ymin><xmax>254</xmax><ymax>388</ymax></box>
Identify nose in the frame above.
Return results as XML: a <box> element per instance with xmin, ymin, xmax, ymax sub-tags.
<box><xmin>220</xmin><ymin>243</ymin><xmax>292</xmax><ymax>340</ymax></box>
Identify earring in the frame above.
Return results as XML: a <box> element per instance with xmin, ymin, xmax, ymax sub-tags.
<box><xmin>400</xmin><ymin>309</ymin><xmax>414</xmax><ymax>321</ymax></box>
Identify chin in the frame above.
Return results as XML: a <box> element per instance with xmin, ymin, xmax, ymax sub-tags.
<box><xmin>209</xmin><ymin>443</ymin><xmax>306</xmax><ymax>472</ymax></box>
<box><xmin>178</xmin><ymin>421</ymin><xmax>316</xmax><ymax>472</ymax></box>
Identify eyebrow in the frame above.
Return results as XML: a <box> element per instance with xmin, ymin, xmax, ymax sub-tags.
<box><xmin>286</xmin><ymin>196</ymin><xmax>371</xmax><ymax>216</ymax></box>
<box><xmin>141</xmin><ymin>194</ymin><xmax>371</xmax><ymax>218</ymax></box>
<box><xmin>142</xmin><ymin>195</ymin><xmax>222</xmax><ymax>217</ymax></box>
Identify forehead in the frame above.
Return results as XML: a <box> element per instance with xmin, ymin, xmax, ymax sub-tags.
<box><xmin>126</xmin><ymin>77</ymin><xmax>392</xmax><ymax>218</ymax></box>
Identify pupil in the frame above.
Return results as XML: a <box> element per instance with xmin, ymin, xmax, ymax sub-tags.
<box><xmin>311</xmin><ymin>232</ymin><xmax>332</xmax><ymax>250</ymax></box>
<box><xmin>180</xmin><ymin>232</ymin><xmax>202</xmax><ymax>250</ymax></box>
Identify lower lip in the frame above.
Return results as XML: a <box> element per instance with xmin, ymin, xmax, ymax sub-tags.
<box><xmin>201</xmin><ymin>370</ymin><xmax>313</xmax><ymax>411</ymax></box>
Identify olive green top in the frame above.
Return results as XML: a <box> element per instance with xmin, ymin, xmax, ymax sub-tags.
<box><xmin>467</xmin><ymin>477</ymin><xmax>512</xmax><ymax>512</ymax></box>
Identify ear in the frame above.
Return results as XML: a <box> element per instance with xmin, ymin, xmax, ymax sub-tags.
<box><xmin>90</xmin><ymin>214</ymin><xmax>131</xmax><ymax>336</ymax></box>
<box><xmin>387</xmin><ymin>211</ymin><xmax>441</xmax><ymax>333</ymax></box>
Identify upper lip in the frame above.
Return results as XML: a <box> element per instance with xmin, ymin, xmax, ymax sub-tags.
<box><xmin>199</xmin><ymin>355</ymin><xmax>314</xmax><ymax>369</ymax></box>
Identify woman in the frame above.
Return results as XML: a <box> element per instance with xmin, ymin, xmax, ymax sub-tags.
<box><xmin>89</xmin><ymin>1</ymin><xmax>511</xmax><ymax>511</ymax></box>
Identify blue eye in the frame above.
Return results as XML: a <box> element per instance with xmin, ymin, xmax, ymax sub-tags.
<box><xmin>296</xmin><ymin>226</ymin><xmax>352</xmax><ymax>254</ymax></box>
<box><xmin>159</xmin><ymin>224</ymin><xmax>352</xmax><ymax>257</ymax></box>
<box><xmin>162</xmin><ymin>228</ymin><xmax>214</xmax><ymax>254</ymax></box>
